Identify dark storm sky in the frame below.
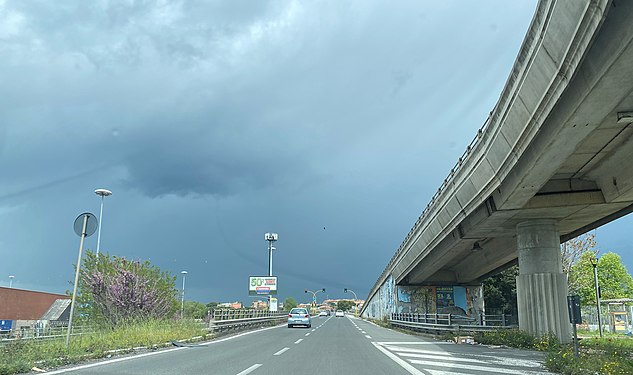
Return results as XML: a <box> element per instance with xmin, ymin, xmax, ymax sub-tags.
<box><xmin>2</xmin><ymin>0</ymin><xmax>631</xmax><ymax>305</ymax></box>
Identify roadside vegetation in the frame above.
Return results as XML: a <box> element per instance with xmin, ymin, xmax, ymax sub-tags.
<box><xmin>0</xmin><ymin>319</ymin><xmax>208</xmax><ymax>375</ymax></box>
<box><xmin>0</xmin><ymin>251</ymin><xmax>208</xmax><ymax>375</ymax></box>
<box><xmin>474</xmin><ymin>329</ymin><xmax>633</xmax><ymax>375</ymax></box>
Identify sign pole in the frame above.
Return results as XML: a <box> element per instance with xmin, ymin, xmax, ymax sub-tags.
<box><xmin>66</xmin><ymin>214</ymin><xmax>88</xmax><ymax>348</ymax></box>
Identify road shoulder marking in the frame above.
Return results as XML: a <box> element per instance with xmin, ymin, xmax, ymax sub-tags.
<box><xmin>371</xmin><ymin>342</ymin><xmax>425</xmax><ymax>375</ymax></box>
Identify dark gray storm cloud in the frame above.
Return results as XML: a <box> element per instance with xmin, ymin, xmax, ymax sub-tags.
<box><xmin>7</xmin><ymin>0</ymin><xmax>631</xmax><ymax>305</ymax></box>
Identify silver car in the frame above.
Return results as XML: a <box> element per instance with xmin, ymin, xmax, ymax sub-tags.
<box><xmin>287</xmin><ymin>308</ymin><xmax>311</xmax><ymax>328</ymax></box>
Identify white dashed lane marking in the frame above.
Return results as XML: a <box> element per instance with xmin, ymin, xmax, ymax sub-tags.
<box><xmin>236</xmin><ymin>364</ymin><xmax>262</xmax><ymax>375</ymax></box>
<box><xmin>294</xmin><ymin>339</ymin><xmax>303</xmax><ymax>344</ymax></box>
<box><xmin>273</xmin><ymin>347</ymin><xmax>290</xmax><ymax>356</ymax></box>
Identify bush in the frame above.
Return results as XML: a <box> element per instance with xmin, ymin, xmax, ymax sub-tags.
<box><xmin>546</xmin><ymin>347</ymin><xmax>633</xmax><ymax>375</ymax></box>
<box><xmin>474</xmin><ymin>329</ymin><xmax>540</xmax><ymax>349</ymax></box>
<box><xmin>0</xmin><ymin>320</ymin><xmax>206</xmax><ymax>375</ymax></box>
<box><xmin>475</xmin><ymin>329</ymin><xmax>633</xmax><ymax>374</ymax></box>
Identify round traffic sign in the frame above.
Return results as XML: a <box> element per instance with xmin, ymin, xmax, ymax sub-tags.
<box><xmin>73</xmin><ymin>212</ymin><xmax>98</xmax><ymax>237</ymax></box>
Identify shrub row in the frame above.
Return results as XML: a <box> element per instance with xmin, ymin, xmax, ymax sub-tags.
<box><xmin>0</xmin><ymin>320</ymin><xmax>207</xmax><ymax>375</ymax></box>
<box><xmin>474</xmin><ymin>329</ymin><xmax>633</xmax><ymax>375</ymax></box>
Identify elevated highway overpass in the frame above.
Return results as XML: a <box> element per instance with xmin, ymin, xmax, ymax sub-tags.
<box><xmin>361</xmin><ymin>0</ymin><xmax>633</xmax><ymax>343</ymax></box>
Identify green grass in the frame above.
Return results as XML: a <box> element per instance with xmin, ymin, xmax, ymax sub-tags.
<box><xmin>546</xmin><ymin>336</ymin><xmax>633</xmax><ymax>375</ymax></box>
<box><xmin>0</xmin><ymin>320</ymin><xmax>208</xmax><ymax>375</ymax></box>
<box><xmin>474</xmin><ymin>329</ymin><xmax>633</xmax><ymax>375</ymax></box>
<box><xmin>474</xmin><ymin>329</ymin><xmax>560</xmax><ymax>350</ymax></box>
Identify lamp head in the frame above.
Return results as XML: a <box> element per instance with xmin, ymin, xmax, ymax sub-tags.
<box><xmin>95</xmin><ymin>189</ymin><xmax>113</xmax><ymax>197</ymax></box>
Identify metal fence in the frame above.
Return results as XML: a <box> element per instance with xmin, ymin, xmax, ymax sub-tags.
<box><xmin>0</xmin><ymin>310</ymin><xmax>289</xmax><ymax>345</ymax></box>
<box><xmin>0</xmin><ymin>325</ymin><xmax>94</xmax><ymax>344</ymax></box>
<box><xmin>208</xmin><ymin>310</ymin><xmax>287</xmax><ymax>333</ymax></box>
<box><xmin>389</xmin><ymin>312</ymin><xmax>517</xmax><ymax>334</ymax></box>
<box><xmin>212</xmin><ymin>309</ymin><xmax>284</xmax><ymax>321</ymax></box>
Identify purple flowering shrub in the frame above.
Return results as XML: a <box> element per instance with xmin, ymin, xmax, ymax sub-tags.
<box><xmin>79</xmin><ymin>251</ymin><xmax>178</xmax><ymax>326</ymax></box>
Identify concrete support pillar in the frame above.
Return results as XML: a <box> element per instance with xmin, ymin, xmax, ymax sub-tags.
<box><xmin>516</xmin><ymin>219</ymin><xmax>571</xmax><ymax>343</ymax></box>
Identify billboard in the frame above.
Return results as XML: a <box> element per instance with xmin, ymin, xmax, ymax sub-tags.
<box><xmin>269</xmin><ymin>297</ymin><xmax>278</xmax><ymax>312</ymax></box>
<box><xmin>249</xmin><ymin>276</ymin><xmax>278</xmax><ymax>295</ymax></box>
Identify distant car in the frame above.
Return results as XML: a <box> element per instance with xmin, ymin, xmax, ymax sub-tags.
<box><xmin>318</xmin><ymin>311</ymin><xmax>328</xmax><ymax>317</ymax></box>
<box><xmin>335</xmin><ymin>310</ymin><xmax>345</xmax><ymax>317</ymax></box>
<box><xmin>288</xmin><ymin>308</ymin><xmax>311</xmax><ymax>328</ymax></box>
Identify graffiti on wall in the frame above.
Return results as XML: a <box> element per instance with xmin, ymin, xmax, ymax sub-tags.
<box><xmin>393</xmin><ymin>285</ymin><xmax>485</xmax><ymax>316</ymax></box>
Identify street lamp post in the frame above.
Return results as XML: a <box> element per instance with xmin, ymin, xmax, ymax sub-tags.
<box><xmin>94</xmin><ymin>188</ymin><xmax>113</xmax><ymax>258</ymax></box>
<box><xmin>590</xmin><ymin>257</ymin><xmax>603</xmax><ymax>337</ymax></box>
<box><xmin>181</xmin><ymin>271</ymin><xmax>188</xmax><ymax>319</ymax></box>
<box><xmin>264</xmin><ymin>233</ymin><xmax>278</xmax><ymax>312</ymax></box>
<box><xmin>264</xmin><ymin>233</ymin><xmax>278</xmax><ymax>277</ymax></box>
<box><xmin>305</xmin><ymin>289</ymin><xmax>325</xmax><ymax>314</ymax></box>
<box><xmin>8</xmin><ymin>275</ymin><xmax>14</xmax><ymax>288</ymax></box>
<box><xmin>344</xmin><ymin>288</ymin><xmax>359</xmax><ymax>317</ymax></box>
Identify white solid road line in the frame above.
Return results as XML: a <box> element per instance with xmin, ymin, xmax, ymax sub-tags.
<box><xmin>273</xmin><ymin>347</ymin><xmax>290</xmax><ymax>356</ymax></box>
<box><xmin>407</xmin><ymin>359</ymin><xmax>544</xmax><ymax>375</ymax></box>
<box><xmin>44</xmin><ymin>347</ymin><xmax>188</xmax><ymax>374</ymax></box>
<box><xmin>384</xmin><ymin>345</ymin><xmax>454</xmax><ymax>356</ymax></box>
<box><xmin>44</xmin><ymin>325</ymin><xmax>283</xmax><ymax>374</ymax></box>
<box><xmin>377</xmin><ymin>341</ymin><xmax>453</xmax><ymax>345</ymax></box>
<box><xmin>371</xmin><ymin>342</ymin><xmax>425</xmax><ymax>375</ymax></box>
<box><xmin>398</xmin><ymin>352</ymin><xmax>485</xmax><ymax>364</ymax></box>
<box><xmin>294</xmin><ymin>339</ymin><xmax>303</xmax><ymax>344</ymax></box>
<box><xmin>236</xmin><ymin>364</ymin><xmax>263</xmax><ymax>375</ymax></box>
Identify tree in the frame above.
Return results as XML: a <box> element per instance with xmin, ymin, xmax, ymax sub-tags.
<box><xmin>184</xmin><ymin>301</ymin><xmax>208</xmax><ymax>319</ymax></box>
<box><xmin>483</xmin><ymin>266</ymin><xmax>518</xmax><ymax>315</ymax></box>
<box><xmin>337</xmin><ymin>300</ymin><xmax>354</xmax><ymax>311</ymax></box>
<box><xmin>561</xmin><ymin>232</ymin><xmax>596</xmax><ymax>288</ymax></box>
<box><xmin>283</xmin><ymin>297</ymin><xmax>298</xmax><ymax>310</ymax></box>
<box><xmin>78</xmin><ymin>250</ymin><xmax>179</xmax><ymax>326</ymax></box>
<box><xmin>206</xmin><ymin>302</ymin><xmax>220</xmax><ymax>311</ymax></box>
<box><xmin>569</xmin><ymin>251</ymin><xmax>633</xmax><ymax>305</ymax></box>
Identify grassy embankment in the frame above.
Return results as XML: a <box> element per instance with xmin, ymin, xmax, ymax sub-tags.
<box><xmin>0</xmin><ymin>320</ymin><xmax>208</xmax><ymax>375</ymax></box>
<box><xmin>475</xmin><ymin>329</ymin><xmax>633</xmax><ymax>375</ymax></box>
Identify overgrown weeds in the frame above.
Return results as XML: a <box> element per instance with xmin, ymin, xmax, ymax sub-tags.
<box><xmin>475</xmin><ymin>329</ymin><xmax>633</xmax><ymax>375</ymax></box>
<box><xmin>0</xmin><ymin>320</ymin><xmax>207</xmax><ymax>375</ymax></box>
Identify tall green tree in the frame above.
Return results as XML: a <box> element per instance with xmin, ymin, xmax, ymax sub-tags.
<box><xmin>562</xmin><ymin>233</ymin><xmax>597</xmax><ymax>293</ymax></box>
<box><xmin>184</xmin><ymin>301</ymin><xmax>208</xmax><ymax>319</ymax></box>
<box><xmin>569</xmin><ymin>251</ymin><xmax>633</xmax><ymax>305</ymax></box>
<box><xmin>283</xmin><ymin>297</ymin><xmax>298</xmax><ymax>310</ymax></box>
<box><xmin>483</xmin><ymin>266</ymin><xmax>518</xmax><ymax>315</ymax></box>
<box><xmin>337</xmin><ymin>300</ymin><xmax>354</xmax><ymax>311</ymax></box>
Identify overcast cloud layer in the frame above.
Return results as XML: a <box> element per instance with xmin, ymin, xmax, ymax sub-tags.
<box><xmin>2</xmin><ymin>0</ymin><xmax>632</xmax><ymax>304</ymax></box>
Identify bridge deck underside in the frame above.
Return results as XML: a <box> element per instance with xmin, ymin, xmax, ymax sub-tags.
<box><xmin>391</xmin><ymin>0</ymin><xmax>633</xmax><ymax>287</ymax></box>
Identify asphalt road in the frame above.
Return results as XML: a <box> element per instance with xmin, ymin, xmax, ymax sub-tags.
<box><xmin>43</xmin><ymin>315</ymin><xmax>553</xmax><ymax>375</ymax></box>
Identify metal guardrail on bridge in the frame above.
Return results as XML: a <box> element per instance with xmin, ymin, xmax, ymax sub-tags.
<box><xmin>389</xmin><ymin>313</ymin><xmax>517</xmax><ymax>334</ymax></box>
<box><xmin>208</xmin><ymin>309</ymin><xmax>288</xmax><ymax>333</ymax></box>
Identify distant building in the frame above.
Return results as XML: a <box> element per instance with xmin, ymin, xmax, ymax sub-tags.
<box><xmin>0</xmin><ymin>286</ymin><xmax>71</xmax><ymax>335</ymax></box>
<box><xmin>0</xmin><ymin>286</ymin><xmax>69</xmax><ymax>321</ymax></box>
<box><xmin>251</xmin><ymin>300</ymin><xmax>268</xmax><ymax>310</ymax></box>
<box><xmin>219</xmin><ymin>301</ymin><xmax>243</xmax><ymax>309</ymax></box>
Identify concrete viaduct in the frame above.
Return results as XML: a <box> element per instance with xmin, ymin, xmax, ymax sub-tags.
<box><xmin>361</xmin><ymin>0</ymin><xmax>633</xmax><ymax>343</ymax></box>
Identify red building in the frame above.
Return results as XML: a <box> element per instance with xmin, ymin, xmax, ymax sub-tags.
<box><xmin>0</xmin><ymin>286</ymin><xmax>69</xmax><ymax>320</ymax></box>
